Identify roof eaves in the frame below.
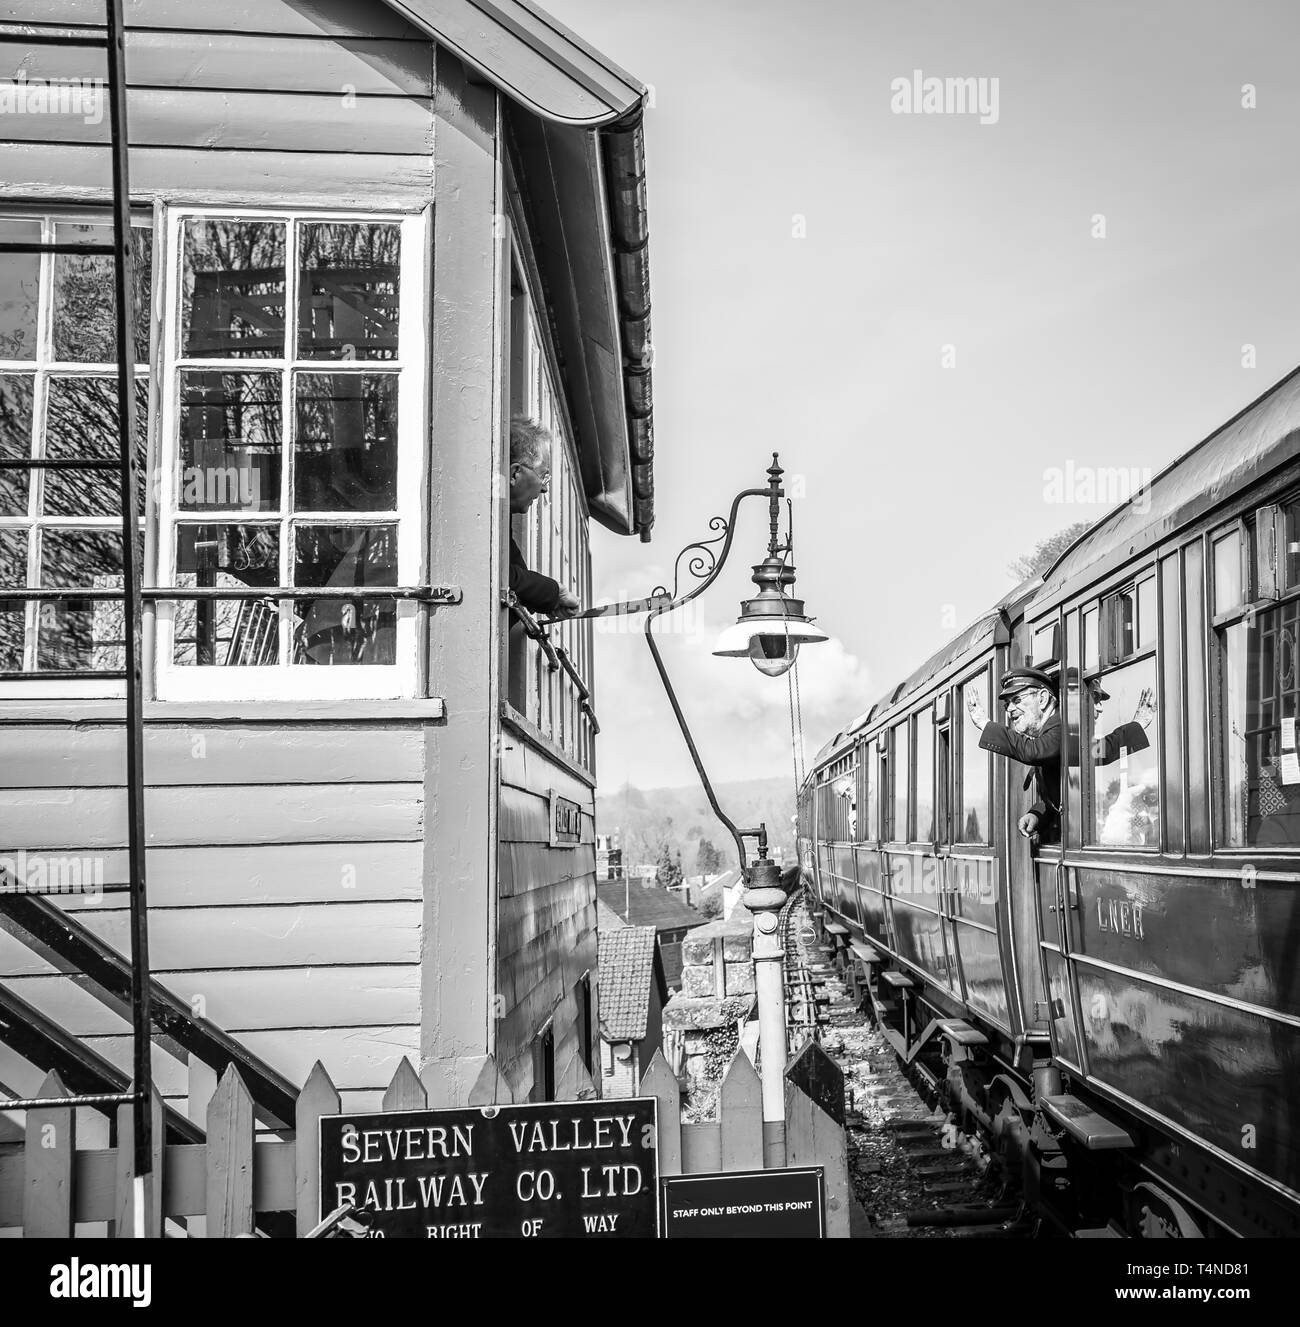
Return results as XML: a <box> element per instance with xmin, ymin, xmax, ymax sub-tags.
<box><xmin>380</xmin><ymin>0</ymin><xmax>643</xmax><ymax>126</ymax></box>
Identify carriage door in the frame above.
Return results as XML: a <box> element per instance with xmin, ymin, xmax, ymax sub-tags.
<box><xmin>994</xmin><ymin>633</ymin><xmax>1053</xmax><ymax>1043</ymax></box>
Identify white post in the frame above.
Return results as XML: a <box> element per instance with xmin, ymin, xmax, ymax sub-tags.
<box><xmin>743</xmin><ymin>860</ymin><xmax>788</xmax><ymax>1167</ymax></box>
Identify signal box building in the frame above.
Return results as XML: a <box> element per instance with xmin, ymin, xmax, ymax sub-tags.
<box><xmin>0</xmin><ymin>0</ymin><xmax>655</xmax><ymax>1121</ymax></box>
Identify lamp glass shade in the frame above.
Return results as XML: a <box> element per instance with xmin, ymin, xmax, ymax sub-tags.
<box><xmin>712</xmin><ymin>613</ymin><xmax>829</xmax><ymax>658</ymax></box>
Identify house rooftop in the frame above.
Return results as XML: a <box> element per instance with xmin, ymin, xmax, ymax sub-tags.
<box><xmin>596</xmin><ymin>881</ymin><xmax>703</xmax><ymax>933</ymax></box>
<box><xmin>597</xmin><ymin>925</ymin><xmax>665</xmax><ymax>1042</ymax></box>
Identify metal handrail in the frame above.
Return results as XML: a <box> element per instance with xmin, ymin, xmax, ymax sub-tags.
<box><xmin>0</xmin><ymin>585</ymin><xmax>462</xmax><ymax>602</ymax></box>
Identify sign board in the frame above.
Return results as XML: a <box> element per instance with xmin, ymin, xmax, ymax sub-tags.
<box><xmin>549</xmin><ymin>790</ymin><xmax>583</xmax><ymax>846</ymax></box>
<box><xmin>660</xmin><ymin>1167</ymin><xmax>825</xmax><ymax>1238</ymax></box>
<box><xmin>319</xmin><ymin>1098</ymin><xmax>658</xmax><ymax>1239</ymax></box>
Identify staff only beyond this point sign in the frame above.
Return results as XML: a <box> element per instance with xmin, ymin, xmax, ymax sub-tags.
<box><xmin>319</xmin><ymin>1098</ymin><xmax>659</xmax><ymax>1238</ymax></box>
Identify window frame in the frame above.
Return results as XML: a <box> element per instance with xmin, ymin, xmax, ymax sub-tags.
<box><xmin>955</xmin><ymin>666</ymin><xmax>993</xmax><ymax>847</ymax></box>
<box><xmin>912</xmin><ymin>704</ymin><xmax>936</xmax><ymax>846</ymax></box>
<box><xmin>1209</xmin><ymin>503</ymin><xmax>1300</xmax><ymax>854</ymax></box>
<box><xmin>1074</xmin><ymin>570</ymin><xmax>1162</xmax><ymax>851</ymax></box>
<box><xmin>504</xmin><ymin>240</ymin><xmax>595</xmax><ymax>772</ymax></box>
<box><xmin>0</xmin><ymin>208</ymin><xmax>154</xmax><ymax>699</ymax></box>
<box><xmin>890</xmin><ymin>719</ymin><xmax>910</xmax><ymax>845</ymax></box>
<box><xmin>152</xmin><ymin>205</ymin><xmax>429</xmax><ymax>702</ymax></box>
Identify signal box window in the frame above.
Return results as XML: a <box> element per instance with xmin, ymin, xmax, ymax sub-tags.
<box><xmin>155</xmin><ymin>211</ymin><xmax>426</xmax><ymax>700</ymax></box>
<box><xmin>957</xmin><ymin>671</ymin><xmax>991</xmax><ymax>843</ymax></box>
<box><xmin>1083</xmin><ymin>576</ymin><xmax>1160</xmax><ymax>848</ymax></box>
<box><xmin>0</xmin><ymin>214</ymin><xmax>151</xmax><ymax>680</ymax></box>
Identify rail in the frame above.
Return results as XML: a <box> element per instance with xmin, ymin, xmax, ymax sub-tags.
<box><xmin>506</xmin><ymin>594</ymin><xmax>600</xmax><ymax>735</ymax></box>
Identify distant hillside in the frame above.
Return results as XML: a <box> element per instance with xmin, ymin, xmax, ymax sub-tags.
<box><xmin>596</xmin><ymin>776</ymin><xmax>797</xmax><ymax>875</ymax></box>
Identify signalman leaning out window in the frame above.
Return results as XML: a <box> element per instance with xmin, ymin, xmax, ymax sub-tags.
<box><xmin>509</xmin><ymin>417</ymin><xmax>580</xmax><ymax>617</ymax></box>
<box><xmin>966</xmin><ymin>667</ymin><xmax>1063</xmax><ymax>845</ymax></box>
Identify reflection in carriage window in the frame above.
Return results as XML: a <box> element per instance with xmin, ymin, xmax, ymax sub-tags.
<box><xmin>1089</xmin><ymin>657</ymin><xmax>1160</xmax><ymax>847</ymax></box>
<box><xmin>1221</xmin><ymin>600</ymin><xmax>1300</xmax><ymax>848</ymax></box>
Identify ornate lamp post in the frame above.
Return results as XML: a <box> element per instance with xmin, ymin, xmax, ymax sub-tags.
<box><xmin>552</xmin><ymin>454</ymin><xmax>827</xmax><ymax>1151</ymax></box>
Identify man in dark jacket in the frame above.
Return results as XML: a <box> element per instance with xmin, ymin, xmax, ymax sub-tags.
<box><xmin>966</xmin><ymin>666</ymin><xmax>1062</xmax><ymax>844</ymax></box>
<box><xmin>508</xmin><ymin>417</ymin><xmax>579</xmax><ymax>617</ymax></box>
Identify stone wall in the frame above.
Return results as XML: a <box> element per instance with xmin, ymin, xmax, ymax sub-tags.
<box><xmin>661</xmin><ymin>913</ymin><xmax>757</xmax><ymax>1106</ymax></box>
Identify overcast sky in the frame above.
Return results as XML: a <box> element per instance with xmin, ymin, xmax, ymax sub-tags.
<box><xmin>544</xmin><ymin>0</ymin><xmax>1300</xmax><ymax>792</ymax></box>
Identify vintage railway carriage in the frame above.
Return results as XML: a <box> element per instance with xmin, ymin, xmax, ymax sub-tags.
<box><xmin>0</xmin><ymin>0</ymin><xmax>657</xmax><ymax>1137</ymax></box>
<box><xmin>802</xmin><ymin>370</ymin><xmax>1300</xmax><ymax>1238</ymax></box>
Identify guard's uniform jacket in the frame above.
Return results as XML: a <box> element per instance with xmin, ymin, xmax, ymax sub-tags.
<box><xmin>979</xmin><ymin>714</ymin><xmax>1062</xmax><ymax>844</ymax></box>
<box><xmin>1094</xmin><ymin>722</ymin><xmax>1149</xmax><ymax>765</ymax></box>
<box><xmin>510</xmin><ymin>537</ymin><xmax>562</xmax><ymax>614</ymax></box>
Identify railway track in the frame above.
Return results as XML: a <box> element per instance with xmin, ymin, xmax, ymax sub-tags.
<box><xmin>782</xmin><ymin>895</ymin><xmax>1036</xmax><ymax>1239</ymax></box>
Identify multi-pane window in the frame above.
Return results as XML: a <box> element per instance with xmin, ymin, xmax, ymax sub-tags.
<box><xmin>1216</xmin><ymin>510</ymin><xmax>1300</xmax><ymax>849</ymax></box>
<box><xmin>1082</xmin><ymin>575</ymin><xmax>1160</xmax><ymax>847</ymax></box>
<box><xmin>155</xmin><ymin>211</ymin><xmax>425</xmax><ymax>699</ymax></box>
<box><xmin>0</xmin><ymin>214</ymin><xmax>151</xmax><ymax>678</ymax></box>
<box><xmin>507</xmin><ymin>264</ymin><xmax>595</xmax><ymax>771</ymax></box>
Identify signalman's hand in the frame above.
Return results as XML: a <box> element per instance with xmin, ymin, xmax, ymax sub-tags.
<box><xmin>554</xmin><ymin>590</ymin><xmax>580</xmax><ymax>618</ymax></box>
<box><xmin>1133</xmin><ymin>686</ymin><xmax>1156</xmax><ymax>729</ymax></box>
<box><xmin>966</xmin><ymin>691</ymin><xmax>988</xmax><ymax>729</ymax></box>
<box><xmin>1017</xmin><ymin>811</ymin><xmax>1041</xmax><ymax>840</ymax></box>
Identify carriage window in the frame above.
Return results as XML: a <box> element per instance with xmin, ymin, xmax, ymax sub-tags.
<box><xmin>1087</xmin><ymin>656</ymin><xmax>1160</xmax><ymax>847</ymax></box>
<box><xmin>1031</xmin><ymin>621</ymin><xmax>1059</xmax><ymax>669</ymax></box>
<box><xmin>1219</xmin><ymin>599</ymin><xmax>1300</xmax><ymax>848</ymax></box>
<box><xmin>0</xmin><ymin>215</ymin><xmax>152</xmax><ymax>678</ymax></box>
<box><xmin>1082</xmin><ymin>605</ymin><xmax>1099</xmax><ymax>671</ymax></box>
<box><xmin>830</xmin><ymin>762</ymin><xmax>856</xmax><ymax>840</ymax></box>
<box><xmin>1213</xmin><ymin>529</ymin><xmax>1244</xmax><ymax>615</ymax></box>
<box><xmin>891</xmin><ymin>721</ymin><xmax>909</xmax><ymax>841</ymax></box>
<box><xmin>958</xmin><ymin>670</ymin><xmax>991</xmax><ymax>842</ymax></box>
<box><xmin>936</xmin><ymin>717</ymin><xmax>951</xmax><ymax>844</ymax></box>
<box><xmin>913</xmin><ymin>708</ymin><xmax>934</xmax><ymax>842</ymax></box>
<box><xmin>158</xmin><ymin>211</ymin><xmax>423</xmax><ymax>699</ymax></box>
<box><xmin>858</xmin><ymin>740</ymin><xmax>875</xmax><ymax>843</ymax></box>
<box><xmin>1136</xmin><ymin>577</ymin><xmax>1157</xmax><ymax>649</ymax></box>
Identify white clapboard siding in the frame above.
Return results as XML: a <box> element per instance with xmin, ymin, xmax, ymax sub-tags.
<box><xmin>0</xmin><ymin>901</ymin><xmax>421</xmax><ymax>975</ymax></box>
<box><xmin>0</xmin><ymin>87</ymin><xmax>435</xmax><ymax>154</ymax></box>
<box><xmin>3</xmin><ymin>782</ymin><xmax>423</xmax><ymax>850</ymax></box>
<box><xmin>3</xmin><ymin>964</ymin><xmax>420</xmax><ymax>1035</ymax></box>
<box><xmin>2</xmin><ymin>725</ymin><xmax>424</xmax><ymax>789</ymax></box>
<box><xmin>0</xmin><ymin>0</ymin><xmax>424</xmax><ymax>39</ymax></box>
<box><xmin>83</xmin><ymin>1027</ymin><xmax>421</xmax><ymax>1094</ymax></box>
<box><xmin>0</xmin><ymin>142</ymin><xmax>434</xmax><ymax>208</ymax></box>
<box><xmin>2</xmin><ymin>33</ymin><xmax>433</xmax><ymax>96</ymax></box>
<box><xmin>42</xmin><ymin>841</ymin><xmax>424</xmax><ymax>907</ymax></box>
